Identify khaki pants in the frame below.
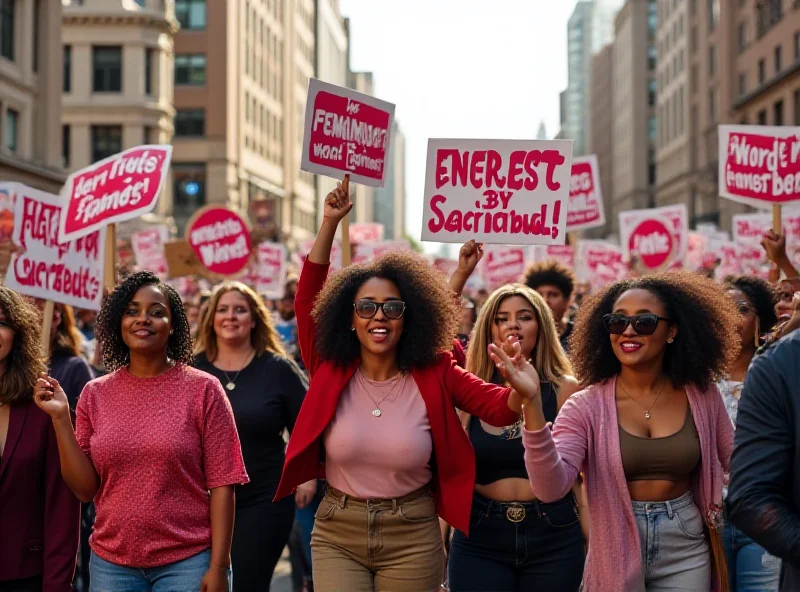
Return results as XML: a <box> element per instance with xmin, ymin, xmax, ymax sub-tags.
<box><xmin>311</xmin><ymin>486</ymin><xmax>444</xmax><ymax>592</ymax></box>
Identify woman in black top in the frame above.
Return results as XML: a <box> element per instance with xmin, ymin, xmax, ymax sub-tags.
<box><xmin>446</xmin><ymin>274</ymin><xmax>585</xmax><ymax>591</ymax></box>
<box><xmin>194</xmin><ymin>282</ymin><xmax>312</xmax><ymax>590</ymax></box>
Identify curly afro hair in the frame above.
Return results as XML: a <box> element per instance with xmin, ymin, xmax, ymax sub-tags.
<box><xmin>0</xmin><ymin>287</ymin><xmax>46</xmax><ymax>404</ymax></box>
<box><xmin>312</xmin><ymin>252</ymin><xmax>459</xmax><ymax>371</ymax></box>
<box><xmin>97</xmin><ymin>271</ymin><xmax>194</xmax><ymax>372</ymax></box>
<box><xmin>723</xmin><ymin>275</ymin><xmax>779</xmax><ymax>334</ymax></box>
<box><xmin>523</xmin><ymin>260</ymin><xmax>576</xmax><ymax>300</ymax></box>
<box><xmin>569</xmin><ymin>271</ymin><xmax>740</xmax><ymax>391</ymax></box>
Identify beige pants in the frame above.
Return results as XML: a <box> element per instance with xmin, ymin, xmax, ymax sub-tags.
<box><xmin>311</xmin><ymin>486</ymin><xmax>444</xmax><ymax>592</ymax></box>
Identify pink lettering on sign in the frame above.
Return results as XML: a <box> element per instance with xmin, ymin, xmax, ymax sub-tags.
<box><xmin>302</xmin><ymin>79</ymin><xmax>395</xmax><ymax>188</ymax></box>
<box><xmin>567</xmin><ymin>155</ymin><xmax>605</xmax><ymax>231</ymax></box>
<box><xmin>186</xmin><ymin>207</ymin><xmax>252</xmax><ymax>277</ymax></box>
<box><xmin>255</xmin><ymin>242</ymin><xmax>287</xmax><ymax>298</ymax></box>
<box><xmin>628</xmin><ymin>219</ymin><xmax>674</xmax><ymax>270</ymax></box>
<box><xmin>59</xmin><ymin>145</ymin><xmax>173</xmax><ymax>243</ymax></box>
<box><xmin>719</xmin><ymin>125</ymin><xmax>800</xmax><ymax>207</ymax></box>
<box><xmin>483</xmin><ymin>246</ymin><xmax>527</xmax><ymax>288</ymax></box>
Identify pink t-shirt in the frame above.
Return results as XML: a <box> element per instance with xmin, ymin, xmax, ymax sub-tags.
<box><xmin>76</xmin><ymin>364</ymin><xmax>249</xmax><ymax>568</ymax></box>
<box><xmin>324</xmin><ymin>371</ymin><xmax>432</xmax><ymax>498</ymax></box>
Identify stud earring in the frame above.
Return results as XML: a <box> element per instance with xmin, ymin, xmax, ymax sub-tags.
<box><xmin>350</xmin><ymin>327</ymin><xmax>355</xmax><ymax>331</ymax></box>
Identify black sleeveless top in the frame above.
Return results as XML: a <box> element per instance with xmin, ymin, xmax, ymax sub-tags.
<box><xmin>471</xmin><ymin>373</ymin><xmax>559</xmax><ymax>485</ymax></box>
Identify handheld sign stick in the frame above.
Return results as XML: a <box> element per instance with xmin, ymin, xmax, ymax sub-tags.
<box><xmin>104</xmin><ymin>223</ymin><xmax>116</xmax><ymax>290</ymax></box>
<box><xmin>341</xmin><ymin>174</ymin><xmax>352</xmax><ymax>268</ymax></box>
<box><xmin>771</xmin><ymin>203</ymin><xmax>782</xmax><ymax>282</ymax></box>
<box><xmin>41</xmin><ymin>300</ymin><xmax>54</xmax><ymax>358</ymax></box>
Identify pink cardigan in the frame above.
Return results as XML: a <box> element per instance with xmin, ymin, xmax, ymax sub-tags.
<box><xmin>522</xmin><ymin>377</ymin><xmax>733</xmax><ymax>592</ymax></box>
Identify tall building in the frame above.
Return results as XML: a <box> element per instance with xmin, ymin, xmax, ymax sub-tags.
<box><xmin>373</xmin><ymin>121</ymin><xmax>406</xmax><ymax>240</ymax></box>
<box><xmin>592</xmin><ymin>0</ymin><xmax>626</xmax><ymax>51</ymax></box>
<box><xmin>610</xmin><ymin>0</ymin><xmax>657</xmax><ymax>233</ymax></box>
<box><xmin>347</xmin><ymin>69</ymin><xmax>376</xmax><ymax>225</ymax></box>
<box><xmin>562</xmin><ymin>1</ymin><xmax>594</xmax><ymax>156</ymax></box>
<box><xmin>536</xmin><ymin>121</ymin><xmax>548</xmax><ymax>140</ymax></box>
<box><xmin>0</xmin><ymin>0</ymin><xmax>64</xmax><ymax>193</ymax></box>
<box><xmin>61</xmin><ymin>0</ymin><xmax>178</xmax><ymax>221</ymax></box>
<box><xmin>588</xmin><ymin>43</ymin><xmax>614</xmax><ymax>238</ymax></box>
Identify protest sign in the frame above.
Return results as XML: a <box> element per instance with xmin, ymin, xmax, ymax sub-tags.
<box><xmin>685</xmin><ymin>232</ymin><xmax>709</xmax><ymax>271</ymax></box>
<box><xmin>0</xmin><ymin>183</ymin><xmax>16</xmax><ymax>278</ymax></box>
<box><xmin>349</xmin><ymin>222</ymin><xmax>384</xmax><ymax>243</ymax></box>
<box><xmin>719</xmin><ymin>125</ymin><xmax>800</xmax><ymax>208</ymax></box>
<box><xmin>301</xmin><ymin>78</ymin><xmax>395</xmax><ymax>187</ymax></box>
<box><xmin>567</xmin><ymin>155</ymin><xmax>605</xmax><ymax>232</ymax></box>
<box><xmin>619</xmin><ymin>204</ymin><xmax>688</xmax><ymax>271</ymax></box>
<box><xmin>297</xmin><ymin>239</ymin><xmax>342</xmax><ymax>271</ymax></box>
<box><xmin>421</xmin><ymin>139</ymin><xmax>573</xmax><ymax>245</ymax></box>
<box><xmin>575</xmin><ymin>240</ymin><xmax>625</xmax><ymax>291</ymax></box>
<box><xmin>254</xmin><ymin>242</ymin><xmax>287</xmax><ymax>299</ymax></box>
<box><xmin>432</xmin><ymin>257</ymin><xmax>459</xmax><ymax>278</ymax></box>
<box><xmin>352</xmin><ymin>240</ymin><xmax>411</xmax><ymax>266</ymax></box>
<box><xmin>59</xmin><ymin>145</ymin><xmax>172</xmax><ymax>243</ymax></box>
<box><xmin>482</xmin><ymin>246</ymin><xmax>527</xmax><ymax>288</ymax></box>
<box><xmin>186</xmin><ymin>206</ymin><xmax>252</xmax><ymax>277</ymax></box>
<box><xmin>4</xmin><ymin>184</ymin><xmax>105</xmax><ymax>310</ymax></box>
<box><xmin>530</xmin><ymin>245</ymin><xmax>575</xmax><ymax>268</ymax></box>
<box><xmin>131</xmin><ymin>225</ymin><xmax>169</xmax><ymax>278</ymax></box>
<box><xmin>733</xmin><ymin>209</ymin><xmax>800</xmax><ymax>271</ymax></box>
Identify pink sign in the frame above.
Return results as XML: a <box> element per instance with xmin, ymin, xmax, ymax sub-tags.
<box><xmin>482</xmin><ymin>246</ymin><xmax>527</xmax><ymax>288</ymax></box>
<box><xmin>349</xmin><ymin>223</ymin><xmax>385</xmax><ymax>243</ymax></box>
<box><xmin>619</xmin><ymin>205</ymin><xmax>688</xmax><ymax>271</ymax></box>
<box><xmin>733</xmin><ymin>209</ymin><xmax>800</xmax><ymax>271</ymax></box>
<box><xmin>0</xmin><ymin>183</ymin><xmax>14</xmax><ymax>243</ymax></box>
<box><xmin>685</xmin><ymin>232</ymin><xmax>709</xmax><ymax>271</ymax></box>
<box><xmin>131</xmin><ymin>225</ymin><xmax>169</xmax><ymax>278</ymax></box>
<box><xmin>352</xmin><ymin>240</ymin><xmax>411</xmax><ymax>266</ymax></box>
<box><xmin>422</xmin><ymin>139</ymin><xmax>573</xmax><ymax>245</ymax></box>
<box><xmin>302</xmin><ymin>78</ymin><xmax>395</xmax><ymax>188</ymax></box>
<box><xmin>719</xmin><ymin>125</ymin><xmax>800</xmax><ymax>208</ymax></box>
<box><xmin>575</xmin><ymin>240</ymin><xmax>625</xmax><ymax>291</ymax></box>
<box><xmin>296</xmin><ymin>239</ymin><xmax>342</xmax><ymax>271</ymax></box>
<box><xmin>4</xmin><ymin>184</ymin><xmax>105</xmax><ymax>310</ymax></box>
<box><xmin>59</xmin><ymin>145</ymin><xmax>173</xmax><ymax>243</ymax></box>
<box><xmin>255</xmin><ymin>242</ymin><xmax>287</xmax><ymax>299</ymax></box>
<box><xmin>530</xmin><ymin>245</ymin><xmax>575</xmax><ymax>268</ymax></box>
<box><xmin>567</xmin><ymin>155</ymin><xmax>605</xmax><ymax>232</ymax></box>
<box><xmin>186</xmin><ymin>207</ymin><xmax>252</xmax><ymax>277</ymax></box>
<box><xmin>432</xmin><ymin>257</ymin><xmax>459</xmax><ymax>278</ymax></box>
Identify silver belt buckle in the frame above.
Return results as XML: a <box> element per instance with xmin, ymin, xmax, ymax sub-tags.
<box><xmin>506</xmin><ymin>504</ymin><xmax>526</xmax><ymax>523</ymax></box>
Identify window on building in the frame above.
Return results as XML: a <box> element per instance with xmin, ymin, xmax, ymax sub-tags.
<box><xmin>709</xmin><ymin>45</ymin><xmax>716</xmax><ymax>76</ymax></box>
<box><xmin>739</xmin><ymin>72</ymin><xmax>747</xmax><ymax>97</ymax></box>
<box><xmin>175</xmin><ymin>0</ymin><xmax>206</xmax><ymax>30</ymax></box>
<box><xmin>0</xmin><ymin>0</ymin><xmax>13</xmax><ymax>61</ymax></box>
<box><xmin>32</xmin><ymin>0</ymin><xmax>39</xmax><ymax>71</ymax></box>
<box><xmin>690</xmin><ymin>0</ymin><xmax>696</xmax><ymax>15</ymax></box>
<box><xmin>757</xmin><ymin>0</ymin><xmax>784</xmax><ymax>38</ymax></box>
<box><xmin>175</xmin><ymin>109</ymin><xmax>206</xmax><ymax>136</ymax></box>
<box><xmin>738</xmin><ymin>22</ymin><xmax>747</xmax><ymax>53</ymax></box>
<box><xmin>648</xmin><ymin>148</ymin><xmax>656</xmax><ymax>186</ymax></box>
<box><xmin>174</xmin><ymin>54</ymin><xmax>206</xmax><ymax>85</ymax></box>
<box><xmin>709</xmin><ymin>88</ymin><xmax>717</xmax><ymax>122</ymax></box>
<box><xmin>63</xmin><ymin>45</ymin><xmax>71</xmax><ymax>93</ymax></box>
<box><xmin>648</xmin><ymin>0</ymin><xmax>657</xmax><ymax>33</ymax></box>
<box><xmin>775</xmin><ymin>100</ymin><xmax>784</xmax><ymax>125</ymax></box>
<box><xmin>758</xmin><ymin>59</ymin><xmax>766</xmax><ymax>84</ymax></box>
<box><xmin>91</xmin><ymin>125</ymin><xmax>122</xmax><ymax>163</ymax></box>
<box><xmin>93</xmin><ymin>46</ymin><xmax>122</xmax><ymax>92</ymax></box>
<box><xmin>145</xmin><ymin>48</ymin><xmax>154</xmax><ymax>95</ymax></box>
<box><xmin>648</xmin><ymin>45</ymin><xmax>657</xmax><ymax>71</ymax></box>
<box><xmin>708</xmin><ymin>0</ymin><xmax>719</xmax><ymax>31</ymax></box>
<box><xmin>648</xmin><ymin>115</ymin><xmax>656</xmax><ymax>141</ymax></box>
<box><xmin>678</xmin><ymin>85</ymin><xmax>684</xmax><ymax>133</ymax></box>
<box><xmin>5</xmin><ymin>108</ymin><xmax>18</xmax><ymax>152</ymax></box>
<box><xmin>691</xmin><ymin>65</ymin><xmax>698</xmax><ymax>92</ymax></box>
<box><xmin>758</xmin><ymin>109</ymin><xmax>767</xmax><ymax>125</ymax></box>
<box><xmin>173</xmin><ymin>163</ymin><xmax>207</xmax><ymax>232</ymax></box>
<box><xmin>62</xmin><ymin>125</ymin><xmax>70</xmax><ymax>168</ymax></box>
<box><xmin>649</xmin><ymin>78</ymin><xmax>656</xmax><ymax>106</ymax></box>
<box><xmin>690</xmin><ymin>26</ymin><xmax>697</xmax><ymax>53</ymax></box>
<box><xmin>775</xmin><ymin>45</ymin><xmax>782</xmax><ymax>73</ymax></box>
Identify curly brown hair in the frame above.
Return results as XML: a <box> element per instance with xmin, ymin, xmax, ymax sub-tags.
<box><xmin>524</xmin><ymin>259</ymin><xmax>577</xmax><ymax>300</ymax></box>
<box><xmin>51</xmin><ymin>303</ymin><xmax>83</xmax><ymax>358</ymax></box>
<box><xmin>0</xmin><ymin>287</ymin><xmax>46</xmax><ymax>404</ymax></box>
<box><xmin>569</xmin><ymin>271</ymin><xmax>740</xmax><ymax>391</ymax></box>
<box><xmin>312</xmin><ymin>252</ymin><xmax>459</xmax><ymax>370</ymax></box>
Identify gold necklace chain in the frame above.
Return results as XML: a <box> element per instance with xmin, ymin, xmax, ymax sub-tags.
<box><xmin>619</xmin><ymin>380</ymin><xmax>666</xmax><ymax>420</ymax></box>
<box><xmin>357</xmin><ymin>370</ymin><xmax>406</xmax><ymax>417</ymax></box>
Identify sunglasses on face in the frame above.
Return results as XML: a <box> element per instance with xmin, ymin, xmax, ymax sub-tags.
<box><xmin>602</xmin><ymin>313</ymin><xmax>672</xmax><ymax>336</ymax></box>
<box><xmin>353</xmin><ymin>300</ymin><xmax>406</xmax><ymax>320</ymax></box>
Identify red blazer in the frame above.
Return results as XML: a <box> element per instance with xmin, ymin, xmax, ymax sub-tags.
<box><xmin>274</xmin><ymin>261</ymin><xmax>519</xmax><ymax>535</ymax></box>
<box><xmin>0</xmin><ymin>401</ymin><xmax>79</xmax><ymax>590</ymax></box>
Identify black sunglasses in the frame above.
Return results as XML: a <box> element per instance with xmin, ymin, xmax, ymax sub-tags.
<box><xmin>353</xmin><ymin>300</ymin><xmax>406</xmax><ymax>320</ymax></box>
<box><xmin>602</xmin><ymin>313</ymin><xmax>672</xmax><ymax>336</ymax></box>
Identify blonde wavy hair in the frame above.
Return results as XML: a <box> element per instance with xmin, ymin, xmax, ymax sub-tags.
<box><xmin>467</xmin><ymin>283</ymin><xmax>573</xmax><ymax>385</ymax></box>
<box><xmin>194</xmin><ymin>282</ymin><xmax>287</xmax><ymax>361</ymax></box>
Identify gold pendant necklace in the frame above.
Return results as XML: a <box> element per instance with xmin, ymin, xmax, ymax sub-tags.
<box><xmin>619</xmin><ymin>380</ymin><xmax>666</xmax><ymax>420</ymax></box>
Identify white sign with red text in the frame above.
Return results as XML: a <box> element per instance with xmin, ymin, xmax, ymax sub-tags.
<box><xmin>619</xmin><ymin>204</ymin><xmax>688</xmax><ymax>271</ymax></box>
<box><xmin>575</xmin><ymin>240</ymin><xmax>625</xmax><ymax>290</ymax></box>
<box><xmin>255</xmin><ymin>242</ymin><xmax>287</xmax><ymax>299</ymax></box>
<box><xmin>352</xmin><ymin>240</ymin><xmax>411</xmax><ymax>266</ymax></box>
<box><xmin>349</xmin><ymin>223</ymin><xmax>385</xmax><ymax>243</ymax></box>
<box><xmin>567</xmin><ymin>155</ymin><xmax>605</xmax><ymax>232</ymax></box>
<box><xmin>482</xmin><ymin>245</ymin><xmax>527</xmax><ymax>288</ymax></box>
<box><xmin>719</xmin><ymin>125</ymin><xmax>800</xmax><ymax>208</ymax></box>
<box><xmin>131</xmin><ymin>225</ymin><xmax>169</xmax><ymax>278</ymax></box>
<box><xmin>422</xmin><ymin>139</ymin><xmax>573</xmax><ymax>245</ymax></box>
<box><xmin>297</xmin><ymin>239</ymin><xmax>342</xmax><ymax>271</ymax></box>
<box><xmin>59</xmin><ymin>145</ymin><xmax>172</xmax><ymax>243</ymax></box>
<box><xmin>302</xmin><ymin>78</ymin><xmax>395</xmax><ymax>187</ymax></box>
<box><xmin>5</xmin><ymin>184</ymin><xmax>105</xmax><ymax>310</ymax></box>
<box><xmin>733</xmin><ymin>209</ymin><xmax>800</xmax><ymax>271</ymax></box>
<box><xmin>530</xmin><ymin>244</ymin><xmax>575</xmax><ymax>268</ymax></box>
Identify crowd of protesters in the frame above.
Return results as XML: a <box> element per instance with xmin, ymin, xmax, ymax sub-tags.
<box><xmin>1</xmin><ymin>178</ymin><xmax>799</xmax><ymax>592</ymax></box>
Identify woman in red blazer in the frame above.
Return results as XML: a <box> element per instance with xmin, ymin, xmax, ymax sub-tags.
<box><xmin>0</xmin><ymin>287</ymin><xmax>79</xmax><ymax>592</ymax></box>
<box><xmin>275</xmin><ymin>177</ymin><xmax>540</xmax><ymax>592</ymax></box>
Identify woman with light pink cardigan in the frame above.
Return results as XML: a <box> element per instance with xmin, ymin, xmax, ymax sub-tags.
<box><xmin>512</xmin><ymin>273</ymin><xmax>739</xmax><ymax>591</ymax></box>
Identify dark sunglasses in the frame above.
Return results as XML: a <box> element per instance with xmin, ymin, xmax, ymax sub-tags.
<box><xmin>353</xmin><ymin>300</ymin><xmax>406</xmax><ymax>320</ymax></box>
<box><xmin>602</xmin><ymin>313</ymin><xmax>672</xmax><ymax>336</ymax></box>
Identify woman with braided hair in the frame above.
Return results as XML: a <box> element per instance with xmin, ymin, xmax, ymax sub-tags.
<box><xmin>34</xmin><ymin>271</ymin><xmax>248</xmax><ymax>592</ymax></box>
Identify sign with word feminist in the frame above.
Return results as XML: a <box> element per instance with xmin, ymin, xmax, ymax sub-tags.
<box><xmin>619</xmin><ymin>204</ymin><xmax>688</xmax><ymax>271</ymax></box>
<box><xmin>421</xmin><ymin>139</ymin><xmax>573</xmax><ymax>245</ymax></box>
<box><xmin>59</xmin><ymin>145</ymin><xmax>172</xmax><ymax>243</ymax></box>
<box><xmin>567</xmin><ymin>155</ymin><xmax>605</xmax><ymax>232</ymax></box>
<box><xmin>719</xmin><ymin>125</ymin><xmax>800</xmax><ymax>207</ymax></box>
<box><xmin>5</xmin><ymin>184</ymin><xmax>105</xmax><ymax>310</ymax></box>
<box><xmin>186</xmin><ymin>206</ymin><xmax>252</xmax><ymax>277</ymax></box>
<box><xmin>301</xmin><ymin>78</ymin><xmax>395</xmax><ymax>187</ymax></box>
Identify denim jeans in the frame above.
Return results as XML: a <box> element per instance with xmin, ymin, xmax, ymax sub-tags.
<box><xmin>723</xmin><ymin>521</ymin><xmax>781</xmax><ymax>592</ymax></box>
<box><xmin>633</xmin><ymin>491</ymin><xmax>711</xmax><ymax>591</ymax></box>
<box><xmin>89</xmin><ymin>549</ymin><xmax>231</xmax><ymax>592</ymax></box>
<box><xmin>448</xmin><ymin>492</ymin><xmax>585</xmax><ymax>592</ymax></box>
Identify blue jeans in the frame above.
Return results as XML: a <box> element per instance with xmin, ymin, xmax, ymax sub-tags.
<box><xmin>723</xmin><ymin>521</ymin><xmax>781</xmax><ymax>591</ymax></box>
<box><xmin>89</xmin><ymin>549</ymin><xmax>231</xmax><ymax>592</ymax></box>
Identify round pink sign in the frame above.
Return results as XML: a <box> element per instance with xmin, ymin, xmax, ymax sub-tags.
<box><xmin>186</xmin><ymin>206</ymin><xmax>252</xmax><ymax>276</ymax></box>
<box><xmin>628</xmin><ymin>218</ymin><xmax>674</xmax><ymax>270</ymax></box>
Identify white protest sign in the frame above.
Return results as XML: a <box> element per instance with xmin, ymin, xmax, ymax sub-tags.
<box><xmin>352</xmin><ymin>240</ymin><xmax>411</xmax><ymax>265</ymax></box>
<box><xmin>255</xmin><ymin>242</ymin><xmax>287</xmax><ymax>299</ymax></box>
<box><xmin>619</xmin><ymin>204</ymin><xmax>688</xmax><ymax>271</ymax></box>
<box><xmin>131</xmin><ymin>225</ymin><xmax>169</xmax><ymax>278</ymax></box>
<box><xmin>567</xmin><ymin>155</ymin><xmax>605</xmax><ymax>232</ymax></box>
<box><xmin>482</xmin><ymin>245</ymin><xmax>527</xmax><ymax>288</ymax></box>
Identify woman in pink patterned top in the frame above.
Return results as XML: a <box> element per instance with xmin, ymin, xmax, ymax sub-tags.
<box><xmin>34</xmin><ymin>272</ymin><xmax>248</xmax><ymax>592</ymax></box>
<box><xmin>515</xmin><ymin>272</ymin><xmax>740</xmax><ymax>591</ymax></box>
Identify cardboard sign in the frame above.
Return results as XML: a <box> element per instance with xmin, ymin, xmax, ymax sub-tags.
<box><xmin>619</xmin><ymin>204</ymin><xmax>688</xmax><ymax>271</ymax></box>
<box><xmin>719</xmin><ymin>125</ymin><xmax>800</xmax><ymax>208</ymax></box>
<box><xmin>131</xmin><ymin>225</ymin><xmax>169</xmax><ymax>278</ymax></box>
<box><xmin>255</xmin><ymin>242</ymin><xmax>287</xmax><ymax>299</ymax></box>
<box><xmin>352</xmin><ymin>240</ymin><xmax>411</xmax><ymax>266</ymax></box>
<box><xmin>567</xmin><ymin>155</ymin><xmax>605</xmax><ymax>232</ymax></box>
<box><xmin>59</xmin><ymin>145</ymin><xmax>173</xmax><ymax>243</ymax></box>
<box><xmin>4</xmin><ymin>184</ymin><xmax>105</xmax><ymax>310</ymax></box>
<box><xmin>422</xmin><ymin>139</ymin><xmax>572</xmax><ymax>245</ymax></box>
<box><xmin>482</xmin><ymin>246</ymin><xmax>527</xmax><ymax>288</ymax></box>
<box><xmin>575</xmin><ymin>240</ymin><xmax>625</xmax><ymax>290</ymax></box>
<box><xmin>186</xmin><ymin>206</ymin><xmax>252</xmax><ymax>277</ymax></box>
<box><xmin>349</xmin><ymin>223</ymin><xmax>385</xmax><ymax>243</ymax></box>
<box><xmin>301</xmin><ymin>78</ymin><xmax>395</xmax><ymax>187</ymax></box>
<box><xmin>530</xmin><ymin>245</ymin><xmax>575</xmax><ymax>268</ymax></box>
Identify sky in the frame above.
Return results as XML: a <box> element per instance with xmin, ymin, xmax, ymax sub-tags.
<box><xmin>339</xmin><ymin>0</ymin><xmax>578</xmax><ymax>254</ymax></box>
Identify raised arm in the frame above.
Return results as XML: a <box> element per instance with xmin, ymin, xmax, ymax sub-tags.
<box><xmin>448</xmin><ymin>240</ymin><xmax>483</xmax><ymax>298</ymax></box>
